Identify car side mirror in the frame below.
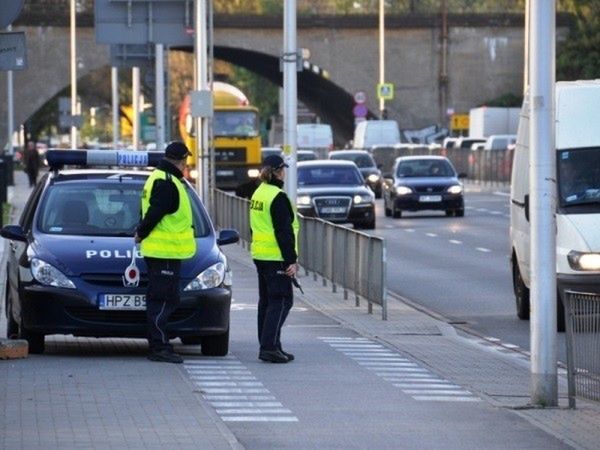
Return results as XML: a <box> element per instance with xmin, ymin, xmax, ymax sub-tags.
<box><xmin>457</xmin><ymin>172</ymin><xmax>467</xmax><ymax>179</ymax></box>
<box><xmin>217</xmin><ymin>229</ymin><xmax>240</xmax><ymax>246</ymax></box>
<box><xmin>1</xmin><ymin>225</ymin><xmax>28</xmax><ymax>242</ymax></box>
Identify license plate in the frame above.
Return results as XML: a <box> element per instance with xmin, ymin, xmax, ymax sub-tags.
<box><xmin>321</xmin><ymin>207</ymin><xmax>346</xmax><ymax>214</ymax></box>
<box><xmin>419</xmin><ymin>195</ymin><xmax>442</xmax><ymax>203</ymax></box>
<box><xmin>216</xmin><ymin>170</ymin><xmax>235</xmax><ymax>177</ymax></box>
<box><xmin>99</xmin><ymin>294</ymin><xmax>146</xmax><ymax>310</ymax></box>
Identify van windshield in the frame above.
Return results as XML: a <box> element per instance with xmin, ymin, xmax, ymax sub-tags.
<box><xmin>558</xmin><ymin>148</ymin><xmax>600</xmax><ymax>211</ymax></box>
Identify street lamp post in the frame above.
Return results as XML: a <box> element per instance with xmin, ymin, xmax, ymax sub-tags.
<box><xmin>70</xmin><ymin>0</ymin><xmax>78</xmax><ymax>148</ymax></box>
<box><xmin>283</xmin><ymin>0</ymin><xmax>298</xmax><ymax>204</ymax></box>
<box><xmin>378</xmin><ymin>0</ymin><xmax>385</xmax><ymax>118</ymax></box>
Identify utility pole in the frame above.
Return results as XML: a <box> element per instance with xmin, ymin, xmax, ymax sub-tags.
<box><xmin>111</xmin><ymin>67</ymin><xmax>119</xmax><ymax>149</ymax></box>
<box><xmin>7</xmin><ymin>25</ymin><xmax>14</xmax><ymax>156</ymax></box>
<box><xmin>70</xmin><ymin>0</ymin><xmax>78</xmax><ymax>148</ymax></box>
<box><xmin>132</xmin><ymin>67</ymin><xmax>140</xmax><ymax>149</ymax></box>
<box><xmin>194</xmin><ymin>0</ymin><xmax>210</xmax><ymax>201</ymax></box>
<box><xmin>529</xmin><ymin>0</ymin><xmax>557</xmax><ymax>407</ymax></box>
<box><xmin>378</xmin><ymin>0</ymin><xmax>386</xmax><ymax>118</ymax></box>
<box><xmin>283</xmin><ymin>0</ymin><xmax>298</xmax><ymax>204</ymax></box>
<box><xmin>155</xmin><ymin>43</ymin><xmax>165</xmax><ymax>152</ymax></box>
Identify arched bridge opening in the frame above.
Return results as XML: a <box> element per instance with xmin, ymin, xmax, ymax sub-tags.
<box><xmin>202</xmin><ymin>46</ymin><xmax>376</xmax><ymax>144</ymax></box>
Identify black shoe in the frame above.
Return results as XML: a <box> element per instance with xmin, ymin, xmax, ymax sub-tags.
<box><xmin>279</xmin><ymin>349</ymin><xmax>295</xmax><ymax>362</ymax></box>
<box><xmin>259</xmin><ymin>349</ymin><xmax>289</xmax><ymax>363</ymax></box>
<box><xmin>148</xmin><ymin>348</ymin><xmax>183</xmax><ymax>364</ymax></box>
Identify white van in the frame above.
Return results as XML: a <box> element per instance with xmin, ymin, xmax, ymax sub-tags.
<box><xmin>297</xmin><ymin>123</ymin><xmax>333</xmax><ymax>159</ymax></box>
<box><xmin>353</xmin><ymin>120</ymin><xmax>401</xmax><ymax>150</ymax></box>
<box><xmin>484</xmin><ymin>134</ymin><xmax>516</xmax><ymax>151</ymax></box>
<box><xmin>510</xmin><ymin>80</ymin><xmax>600</xmax><ymax>331</ymax></box>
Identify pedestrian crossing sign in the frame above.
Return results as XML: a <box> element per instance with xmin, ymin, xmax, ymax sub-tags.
<box><xmin>377</xmin><ymin>83</ymin><xmax>394</xmax><ymax>100</ymax></box>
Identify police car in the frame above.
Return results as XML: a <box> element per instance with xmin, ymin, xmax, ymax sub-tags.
<box><xmin>1</xmin><ymin>150</ymin><xmax>239</xmax><ymax>355</ymax></box>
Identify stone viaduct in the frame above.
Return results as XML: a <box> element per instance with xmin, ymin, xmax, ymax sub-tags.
<box><xmin>0</xmin><ymin>12</ymin><xmax>572</xmax><ymax>146</ymax></box>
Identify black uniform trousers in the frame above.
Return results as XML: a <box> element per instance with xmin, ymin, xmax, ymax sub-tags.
<box><xmin>144</xmin><ymin>257</ymin><xmax>181</xmax><ymax>351</ymax></box>
<box><xmin>254</xmin><ymin>260</ymin><xmax>294</xmax><ymax>352</ymax></box>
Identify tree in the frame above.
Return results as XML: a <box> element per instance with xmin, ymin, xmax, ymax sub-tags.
<box><xmin>557</xmin><ymin>0</ymin><xmax>600</xmax><ymax>80</ymax></box>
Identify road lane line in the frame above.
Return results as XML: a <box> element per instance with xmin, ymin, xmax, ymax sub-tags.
<box><xmin>476</xmin><ymin>247</ymin><xmax>491</xmax><ymax>253</ymax></box>
<box><xmin>449</xmin><ymin>240</ymin><xmax>462</xmax><ymax>245</ymax></box>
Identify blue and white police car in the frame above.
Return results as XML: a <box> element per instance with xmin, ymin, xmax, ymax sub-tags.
<box><xmin>2</xmin><ymin>150</ymin><xmax>239</xmax><ymax>355</ymax></box>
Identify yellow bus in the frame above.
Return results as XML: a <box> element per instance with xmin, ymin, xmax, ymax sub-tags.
<box><xmin>178</xmin><ymin>82</ymin><xmax>262</xmax><ymax>190</ymax></box>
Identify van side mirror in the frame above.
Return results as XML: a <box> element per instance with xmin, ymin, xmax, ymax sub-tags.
<box><xmin>524</xmin><ymin>194</ymin><xmax>530</xmax><ymax>222</ymax></box>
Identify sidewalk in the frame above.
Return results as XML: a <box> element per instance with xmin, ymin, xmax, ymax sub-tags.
<box><xmin>2</xmin><ymin>168</ymin><xmax>599</xmax><ymax>449</ymax></box>
<box><xmin>0</xmin><ymin>171</ymin><xmax>241</xmax><ymax>450</ymax></box>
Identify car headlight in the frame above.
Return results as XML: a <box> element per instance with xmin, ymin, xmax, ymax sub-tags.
<box><xmin>184</xmin><ymin>262</ymin><xmax>226</xmax><ymax>291</ymax></box>
<box><xmin>30</xmin><ymin>258</ymin><xmax>76</xmax><ymax>289</ymax></box>
<box><xmin>568</xmin><ymin>251</ymin><xmax>600</xmax><ymax>271</ymax></box>
<box><xmin>367</xmin><ymin>174</ymin><xmax>380</xmax><ymax>183</ymax></box>
<box><xmin>395</xmin><ymin>186</ymin><xmax>413</xmax><ymax>195</ymax></box>
<box><xmin>353</xmin><ymin>194</ymin><xmax>374</xmax><ymax>204</ymax></box>
<box><xmin>297</xmin><ymin>195</ymin><xmax>312</xmax><ymax>206</ymax></box>
<box><xmin>447</xmin><ymin>185</ymin><xmax>463</xmax><ymax>194</ymax></box>
<box><xmin>247</xmin><ymin>168</ymin><xmax>260</xmax><ymax>178</ymax></box>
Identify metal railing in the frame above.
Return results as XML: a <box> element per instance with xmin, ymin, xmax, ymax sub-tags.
<box><xmin>372</xmin><ymin>145</ymin><xmax>514</xmax><ymax>187</ymax></box>
<box><xmin>212</xmin><ymin>188</ymin><xmax>388</xmax><ymax>320</ymax></box>
<box><xmin>563</xmin><ymin>290</ymin><xmax>600</xmax><ymax>408</ymax></box>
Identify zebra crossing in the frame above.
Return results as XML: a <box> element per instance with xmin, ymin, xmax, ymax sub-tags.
<box><xmin>319</xmin><ymin>337</ymin><xmax>481</xmax><ymax>402</ymax></box>
<box><xmin>184</xmin><ymin>357</ymin><xmax>298</xmax><ymax>422</ymax></box>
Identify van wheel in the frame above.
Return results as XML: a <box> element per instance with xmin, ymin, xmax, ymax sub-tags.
<box><xmin>445</xmin><ymin>210</ymin><xmax>454</xmax><ymax>217</ymax></box>
<box><xmin>513</xmin><ymin>260</ymin><xmax>530</xmax><ymax>320</ymax></box>
<box><xmin>201</xmin><ymin>328</ymin><xmax>229</xmax><ymax>356</ymax></box>
<box><xmin>455</xmin><ymin>209</ymin><xmax>465</xmax><ymax>217</ymax></box>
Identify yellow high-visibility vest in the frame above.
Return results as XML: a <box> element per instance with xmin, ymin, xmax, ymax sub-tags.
<box><xmin>250</xmin><ymin>182</ymin><xmax>299</xmax><ymax>261</ymax></box>
<box><xmin>140</xmin><ymin>169</ymin><xmax>196</xmax><ymax>259</ymax></box>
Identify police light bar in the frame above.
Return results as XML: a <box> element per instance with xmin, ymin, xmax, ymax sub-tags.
<box><xmin>46</xmin><ymin>149</ymin><xmax>164</xmax><ymax>170</ymax></box>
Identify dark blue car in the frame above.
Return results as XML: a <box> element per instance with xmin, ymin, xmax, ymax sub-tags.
<box><xmin>1</xmin><ymin>150</ymin><xmax>239</xmax><ymax>355</ymax></box>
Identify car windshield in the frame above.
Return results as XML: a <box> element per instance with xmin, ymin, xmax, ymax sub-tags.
<box><xmin>298</xmin><ymin>166</ymin><xmax>363</xmax><ymax>186</ymax></box>
<box><xmin>37</xmin><ymin>180</ymin><xmax>210</xmax><ymax>237</ymax></box>
<box><xmin>330</xmin><ymin>153</ymin><xmax>375</xmax><ymax>168</ymax></box>
<box><xmin>214</xmin><ymin>111</ymin><xmax>259</xmax><ymax>137</ymax></box>
<box><xmin>396</xmin><ymin>159</ymin><xmax>455</xmax><ymax>178</ymax></box>
<box><xmin>558</xmin><ymin>148</ymin><xmax>600</xmax><ymax>210</ymax></box>
<box><xmin>298</xmin><ymin>152</ymin><xmax>317</xmax><ymax>161</ymax></box>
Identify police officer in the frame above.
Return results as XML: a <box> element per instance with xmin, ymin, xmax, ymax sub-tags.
<box><xmin>135</xmin><ymin>141</ymin><xmax>196</xmax><ymax>364</ymax></box>
<box><xmin>250</xmin><ymin>154</ymin><xmax>299</xmax><ymax>363</ymax></box>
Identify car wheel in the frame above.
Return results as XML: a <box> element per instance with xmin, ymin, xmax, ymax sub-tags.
<box><xmin>201</xmin><ymin>327</ymin><xmax>229</xmax><ymax>356</ymax></box>
<box><xmin>181</xmin><ymin>336</ymin><xmax>203</xmax><ymax>345</ymax></box>
<box><xmin>392</xmin><ymin>206</ymin><xmax>402</xmax><ymax>218</ymax></box>
<box><xmin>455</xmin><ymin>209</ymin><xmax>465</xmax><ymax>217</ymax></box>
<box><xmin>5</xmin><ymin>285</ymin><xmax>18</xmax><ymax>339</ymax></box>
<box><xmin>445</xmin><ymin>210</ymin><xmax>454</xmax><ymax>217</ymax></box>
<box><xmin>361</xmin><ymin>219</ymin><xmax>376</xmax><ymax>230</ymax></box>
<box><xmin>19</xmin><ymin>319</ymin><xmax>45</xmax><ymax>354</ymax></box>
<box><xmin>513</xmin><ymin>259</ymin><xmax>530</xmax><ymax>321</ymax></box>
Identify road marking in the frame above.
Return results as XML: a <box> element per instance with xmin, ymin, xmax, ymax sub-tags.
<box><xmin>412</xmin><ymin>396</ymin><xmax>480</xmax><ymax>402</ymax></box>
<box><xmin>404</xmin><ymin>229</ymin><xmax>415</xmax><ymax>233</ymax></box>
<box><xmin>426</xmin><ymin>233</ymin><xmax>438</xmax><ymax>237</ymax></box>
<box><xmin>184</xmin><ymin>357</ymin><xmax>298</xmax><ymax>422</ymax></box>
<box><xmin>449</xmin><ymin>240</ymin><xmax>462</xmax><ymax>245</ymax></box>
<box><xmin>321</xmin><ymin>336</ymin><xmax>480</xmax><ymax>403</ymax></box>
<box><xmin>476</xmin><ymin>247</ymin><xmax>491</xmax><ymax>253</ymax></box>
<box><xmin>490</xmin><ymin>211</ymin><xmax>502</xmax><ymax>215</ymax></box>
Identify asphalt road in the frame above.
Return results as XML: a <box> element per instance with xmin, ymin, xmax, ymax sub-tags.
<box><xmin>370</xmin><ymin>190</ymin><xmax>568</xmax><ymax>362</ymax></box>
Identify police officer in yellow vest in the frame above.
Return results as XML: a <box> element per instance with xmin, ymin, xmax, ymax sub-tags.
<box><xmin>250</xmin><ymin>154</ymin><xmax>299</xmax><ymax>363</ymax></box>
<box><xmin>135</xmin><ymin>141</ymin><xmax>196</xmax><ymax>364</ymax></box>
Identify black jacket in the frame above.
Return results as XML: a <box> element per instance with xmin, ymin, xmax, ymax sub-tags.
<box><xmin>136</xmin><ymin>159</ymin><xmax>184</xmax><ymax>240</ymax></box>
<box><xmin>268</xmin><ymin>179</ymin><xmax>297</xmax><ymax>266</ymax></box>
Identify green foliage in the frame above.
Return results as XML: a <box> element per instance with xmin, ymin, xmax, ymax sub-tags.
<box><xmin>557</xmin><ymin>0</ymin><xmax>600</xmax><ymax>80</ymax></box>
<box><xmin>480</xmin><ymin>93</ymin><xmax>523</xmax><ymax>107</ymax></box>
